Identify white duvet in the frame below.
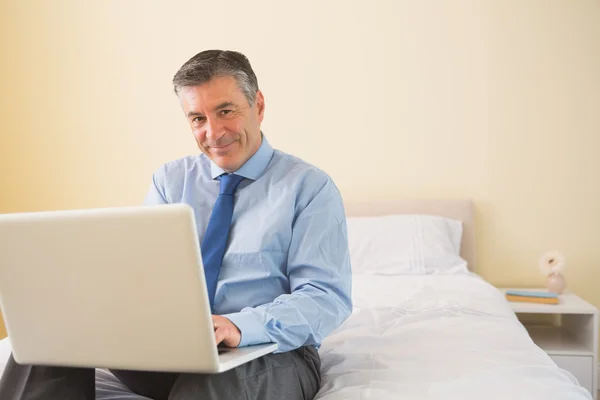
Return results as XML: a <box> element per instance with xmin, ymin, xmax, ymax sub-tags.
<box><xmin>315</xmin><ymin>272</ymin><xmax>592</xmax><ymax>400</ymax></box>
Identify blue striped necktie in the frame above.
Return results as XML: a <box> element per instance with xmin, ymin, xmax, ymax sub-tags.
<box><xmin>201</xmin><ymin>173</ymin><xmax>245</xmax><ymax>312</ymax></box>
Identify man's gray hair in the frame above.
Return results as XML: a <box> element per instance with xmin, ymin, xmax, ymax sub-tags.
<box><xmin>172</xmin><ymin>50</ymin><xmax>259</xmax><ymax>106</ymax></box>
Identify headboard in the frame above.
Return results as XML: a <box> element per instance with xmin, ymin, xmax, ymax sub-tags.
<box><xmin>344</xmin><ymin>199</ymin><xmax>476</xmax><ymax>271</ymax></box>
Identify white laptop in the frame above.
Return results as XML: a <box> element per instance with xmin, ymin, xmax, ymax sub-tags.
<box><xmin>0</xmin><ymin>203</ymin><xmax>277</xmax><ymax>373</ymax></box>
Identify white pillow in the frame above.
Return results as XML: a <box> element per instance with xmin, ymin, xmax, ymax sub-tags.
<box><xmin>346</xmin><ymin>214</ymin><xmax>468</xmax><ymax>275</ymax></box>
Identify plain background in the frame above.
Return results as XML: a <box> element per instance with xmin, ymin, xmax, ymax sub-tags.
<box><xmin>1</xmin><ymin>0</ymin><xmax>599</xmax><ymax>352</ymax></box>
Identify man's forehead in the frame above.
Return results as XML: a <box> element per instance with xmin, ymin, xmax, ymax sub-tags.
<box><xmin>179</xmin><ymin>84</ymin><xmax>244</xmax><ymax>111</ymax></box>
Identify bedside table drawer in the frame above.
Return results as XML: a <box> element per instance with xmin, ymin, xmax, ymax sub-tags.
<box><xmin>550</xmin><ymin>354</ymin><xmax>593</xmax><ymax>395</ymax></box>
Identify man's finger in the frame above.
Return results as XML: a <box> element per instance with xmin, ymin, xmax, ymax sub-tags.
<box><xmin>214</xmin><ymin>326</ymin><xmax>230</xmax><ymax>345</ymax></box>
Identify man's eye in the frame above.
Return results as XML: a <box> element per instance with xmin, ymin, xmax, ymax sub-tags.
<box><xmin>192</xmin><ymin>116</ymin><xmax>205</xmax><ymax>124</ymax></box>
<box><xmin>219</xmin><ymin>110</ymin><xmax>232</xmax><ymax>116</ymax></box>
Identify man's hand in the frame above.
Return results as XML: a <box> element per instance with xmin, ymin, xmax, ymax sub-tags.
<box><xmin>212</xmin><ymin>315</ymin><xmax>241</xmax><ymax>347</ymax></box>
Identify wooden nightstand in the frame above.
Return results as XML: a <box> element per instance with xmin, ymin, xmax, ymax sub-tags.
<box><xmin>499</xmin><ymin>288</ymin><xmax>599</xmax><ymax>399</ymax></box>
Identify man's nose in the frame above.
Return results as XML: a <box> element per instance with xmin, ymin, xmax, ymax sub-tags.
<box><xmin>205</xmin><ymin>118</ymin><xmax>222</xmax><ymax>141</ymax></box>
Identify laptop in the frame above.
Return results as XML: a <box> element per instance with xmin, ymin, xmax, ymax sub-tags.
<box><xmin>0</xmin><ymin>203</ymin><xmax>278</xmax><ymax>373</ymax></box>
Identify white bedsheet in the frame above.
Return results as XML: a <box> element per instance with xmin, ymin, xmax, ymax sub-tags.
<box><xmin>315</xmin><ymin>272</ymin><xmax>592</xmax><ymax>400</ymax></box>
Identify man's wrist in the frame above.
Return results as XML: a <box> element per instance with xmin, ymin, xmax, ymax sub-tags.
<box><xmin>222</xmin><ymin>311</ymin><xmax>270</xmax><ymax>347</ymax></box>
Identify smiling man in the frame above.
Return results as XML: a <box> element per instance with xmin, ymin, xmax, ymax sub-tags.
<box><xmin>141</xmin><ymin>49</ymin><xmax>353</xmax><ymax>399</ymax></box>
<box><xmin>181</xmin><ymin>76</ymin><xmax>264</xmax><ymax>174</ymax></box>
<box><xmin>0</xmin><ymin>50</ymin><xmax>352</xmax><ymax>400</ymax></box>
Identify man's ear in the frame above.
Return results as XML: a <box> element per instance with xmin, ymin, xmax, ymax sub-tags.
<box><xmin>255</xmin><ymin>90</ymin><xmax>265</xmax><ymax>123</ymax></box>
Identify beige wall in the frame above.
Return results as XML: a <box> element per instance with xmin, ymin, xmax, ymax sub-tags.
<box><xmin>1</xmin><ymin>0</ymin><xmax>599</xmax><ymax>341</ymax></box>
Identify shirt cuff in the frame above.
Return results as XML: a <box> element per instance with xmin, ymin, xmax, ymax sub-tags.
<box><xmin>222</xmin><ymin>311</ymin><xmax>271</xmax><ymax>347</ymax></box>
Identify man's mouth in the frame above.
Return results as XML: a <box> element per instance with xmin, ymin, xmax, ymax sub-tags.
<box><xmin>210</xmin><ymin>141</ymin><xmax>235</xmax><ymax>149</ymax></box>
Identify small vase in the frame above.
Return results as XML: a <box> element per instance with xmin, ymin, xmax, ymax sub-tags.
<box><xmin>546</xmin><ymin>273</ymin><xmax>566</xmax><ymax>294</ymax></box>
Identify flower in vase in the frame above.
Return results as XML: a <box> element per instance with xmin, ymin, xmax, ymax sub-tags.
<box><xmin>539</xmin><ymin>250</ymin><xmax>566</xmax><ymax>276</ymax></box>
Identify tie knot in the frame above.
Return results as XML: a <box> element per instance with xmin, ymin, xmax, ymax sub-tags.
<box><xmin>218</xmin><ymin>174</ymin><xmax>244</xmax><ymax>195</ymax></box>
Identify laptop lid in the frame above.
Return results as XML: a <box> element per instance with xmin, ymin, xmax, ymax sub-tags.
<box><xmin>0</xmin><ymin>203</ymin><xmax>226</xmax><ymax>372</ymax></box>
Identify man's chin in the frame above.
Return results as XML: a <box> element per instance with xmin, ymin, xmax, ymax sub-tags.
<box><xmin>212</xmin><ymin>155</ymin><xmax>241</xmax><ymax>173</ymax></box>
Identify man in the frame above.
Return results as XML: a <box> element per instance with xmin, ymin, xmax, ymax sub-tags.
<box><xmin>0</xmin><ymin>49</ymin><xmax>352</xmax><ymax>399</ymax></box>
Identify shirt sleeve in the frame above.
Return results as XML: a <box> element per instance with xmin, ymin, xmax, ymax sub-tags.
<box><xmin>223</xmin><ymin>178</ymin><xmax>353</xmax><ymax>353</ymax></box>
<box><xmin>143</xmin><ymin>167</ymin><xmax>168</xmax><ymax>205</ymax></box>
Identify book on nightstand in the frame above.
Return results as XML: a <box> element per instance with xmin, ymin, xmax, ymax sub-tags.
<box><xmin>505</xmin><ymin>290</ymin><xmax>560</xmax><ymax>305</ymax></box>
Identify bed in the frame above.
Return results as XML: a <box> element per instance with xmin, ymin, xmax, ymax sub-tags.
<box><xmin>0</xmin><ymin>199</ymin><xmax>593</xmax><ymax>399</ymax></box>
<box><xmin>316</xmin><ymin>199</ymin><xmax>591</xmax><ymax>399</ymax></box>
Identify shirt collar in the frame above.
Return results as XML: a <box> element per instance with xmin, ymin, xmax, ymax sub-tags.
<box><xmin>210</xmin><ymin>133</ymin><xmax>274</xmax><ymax>181</ymax></box>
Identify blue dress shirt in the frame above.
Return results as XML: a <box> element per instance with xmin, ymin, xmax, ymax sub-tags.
<box><xmin>144</xmin><ymin>135</ymin><xmax>352</xmax><ymax>353</ymax></box>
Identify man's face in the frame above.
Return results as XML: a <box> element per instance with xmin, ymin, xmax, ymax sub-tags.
<box><xmin>178</xmin><ymin>76</ymin><xmax>265</xmax><ymax>172</ymax></box>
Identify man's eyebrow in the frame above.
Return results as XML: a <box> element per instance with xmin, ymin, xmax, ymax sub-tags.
<box><xmin>187</xmin><ymin>111</ymin><xmax>204</xmax><ymax>118</ymax></box>
<box><xmin>214</xmin><ymin>101</ymin><xmax>235</xmax><ymax>111</ymax></box>
<box><xmin>187</xmin><ymin>102</ymin><xmax>236</xmax><ymax>119</ymax></box>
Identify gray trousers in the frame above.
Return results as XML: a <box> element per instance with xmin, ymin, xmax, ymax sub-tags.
<box><xmin>0</xmin><ymin>346</ymin><xmax>321</xmax><ymax>400</ymax></box>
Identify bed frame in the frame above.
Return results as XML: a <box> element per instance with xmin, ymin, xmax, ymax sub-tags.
<box><xmin>344</xmin><ymin>199</ymin><xmax>476</xmax><ymax>271</ymax></box>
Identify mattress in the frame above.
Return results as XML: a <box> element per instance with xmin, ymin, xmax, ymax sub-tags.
<box><xmin>0</xmin><ymin>272</ymin><xmax>593</xmax><ymax>399</ymax></box>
